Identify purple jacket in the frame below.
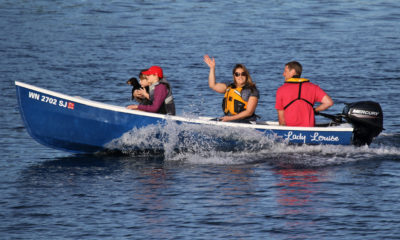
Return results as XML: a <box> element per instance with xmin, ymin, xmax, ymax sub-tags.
<box><xmin>138</xmin><ymin>83</ymin><xmax>168</xmax><ymax>113</ymax></box>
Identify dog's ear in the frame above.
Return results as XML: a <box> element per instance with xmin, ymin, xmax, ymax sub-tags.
<box><xmin>131</xmin><ymin>78</ymin><xmax>141</xmax><ymax>90</ymax></box>
<box><xmin>127</xmin><ymin>77</ymin><xmax>142</xmax><ymax>90</ymax></box>
<box><xmin>127</xmin><ymin>77</ymin><xmax>137</xmax><ymax>86</ymax></box>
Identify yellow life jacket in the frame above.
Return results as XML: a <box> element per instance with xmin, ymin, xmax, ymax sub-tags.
<box><xmin>222</xmin><ymin>86</ymin><xmax>248</xmax><ymax>115</ymax></box>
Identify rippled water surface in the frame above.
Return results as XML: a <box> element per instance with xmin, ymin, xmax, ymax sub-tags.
<box><xmin>1</xmin><ymin>0</ymin><xmax>400</xmax><ymax>239</ymax></box>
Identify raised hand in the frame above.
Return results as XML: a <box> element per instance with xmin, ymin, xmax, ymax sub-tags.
<box><xmin>203</xmin><ymin>54</ymin><xmax>215</xmax><ymax>69</ymax></box>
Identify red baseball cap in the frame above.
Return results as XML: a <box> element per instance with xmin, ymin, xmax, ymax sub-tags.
<box><xmin>142</xmin><ymin>66</ymin><xmax>163</xmax><ymax>78</ymax></box>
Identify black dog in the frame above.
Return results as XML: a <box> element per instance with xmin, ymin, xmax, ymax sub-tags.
<box><xmin>127</xmin><ymin>77</ymin><xmax>150</xmax><ymax>100</ymax></box>
<box><xmin>126</xmin><ymin>77</ymin><xmax>142</xmax><ymax>100</ymax></box>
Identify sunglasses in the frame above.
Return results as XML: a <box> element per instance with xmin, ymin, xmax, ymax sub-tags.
<box><xmin>234</xmin><ymin>72</ymin><xmax>247</xmax><ymax>77</ymax></box>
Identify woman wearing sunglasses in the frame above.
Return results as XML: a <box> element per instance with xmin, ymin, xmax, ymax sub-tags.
<box><xmin>204</xmin><ymin>55</ymin><xmax>259</xmax><ymax>123</ymax></box>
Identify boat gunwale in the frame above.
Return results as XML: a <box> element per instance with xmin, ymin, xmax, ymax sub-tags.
<box><xmin>15</xmin><ymin>81</ymin><xmax>354</xmax><ymax>132</ymax></box>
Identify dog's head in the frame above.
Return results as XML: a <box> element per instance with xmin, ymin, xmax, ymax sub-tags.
<box><xmin>127</xmin><ymin>77</ymin><xmax>141</xmax><ymax>100</ymax></box>
<box><xmin>127</xmin><ymin>77</ymin><xmax>141</xmax><ymax>90</ymax></box>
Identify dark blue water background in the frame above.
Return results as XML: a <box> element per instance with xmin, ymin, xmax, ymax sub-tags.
<box><xmin>1</xmin><ymin>0</ymin><xmax>400</xmax><ymax>239</ymax></box>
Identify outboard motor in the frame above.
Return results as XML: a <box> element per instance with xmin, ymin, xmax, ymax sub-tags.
<box><xmin>342</xmin><ymin>101</ymin><xmax>383</xmax><ymax>146</ymax></box>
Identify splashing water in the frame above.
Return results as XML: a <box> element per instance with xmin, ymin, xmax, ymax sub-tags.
<box><xmin>105</xmin><ymin>118</ymin><xmax>400</xmax><ymax>166</ymax></box>
<box><xmin>106</xmin><ymin>119</ymin><xmax>275</xmax><ymax>157</ymax></box>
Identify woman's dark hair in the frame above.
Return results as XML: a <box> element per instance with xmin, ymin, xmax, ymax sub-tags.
<box><xmin>232</xmin><ymin>64</ymin><xmax>256</xmax><ymax>89</ymax></box>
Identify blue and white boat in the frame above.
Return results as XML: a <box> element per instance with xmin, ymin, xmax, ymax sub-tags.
<box><xmin>15</xmin><ymin>81</ymin><xmax>383</xmax><ymax>154</ymax></box>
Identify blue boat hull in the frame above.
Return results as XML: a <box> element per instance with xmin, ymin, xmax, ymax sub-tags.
<box><xmin>15</xmin><ymin>81</ymin><xmax>354</xmax><ymax>154</ymax></box>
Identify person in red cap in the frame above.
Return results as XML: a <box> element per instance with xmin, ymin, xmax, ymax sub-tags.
<box><xmin>126</xmin><ymin>66</ymin><xmax>175</xmax><ymax>115</ymax></box>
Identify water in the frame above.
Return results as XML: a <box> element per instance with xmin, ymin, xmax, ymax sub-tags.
<box><xmin>1</xmin><ymin>0</ymin><xmax>400</xmax><ymax>239</ymax></box>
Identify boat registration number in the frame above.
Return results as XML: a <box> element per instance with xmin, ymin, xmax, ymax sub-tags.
<box><xmin>28</xmin><ymin>91</ymin><xmax>75</xmax><ymax>109</ymax></box>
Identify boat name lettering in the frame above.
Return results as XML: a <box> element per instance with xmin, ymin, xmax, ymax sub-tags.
<box><xmin>285</xmin><ymin>131</ymin><xmax>340</xmax><ymax>143</ymax></box>
<box><xmin>285</xmin><ymin>131</ymin><xmax>306</xmax><ymax>142</ymax></box>
<box><xmin>310</xmin><ymin>132</ymin><xmax>340</xmax><ymax>142</ymax></box>
<box><xmin>28</xmin><ymin>91</ymin><xmax>74</xmax><ymax>110</ymax></box>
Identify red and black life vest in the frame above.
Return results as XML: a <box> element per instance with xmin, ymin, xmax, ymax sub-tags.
<box><xmin>283</xmin><ymin>78</ymin><xmax>314</xmax><ymax>110</ymax></box>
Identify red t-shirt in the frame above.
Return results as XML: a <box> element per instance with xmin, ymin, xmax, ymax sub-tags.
<box><xmin>275</xmin><ymin>82</ymin><xmax>327</xmax><ymax>127</ymax></box>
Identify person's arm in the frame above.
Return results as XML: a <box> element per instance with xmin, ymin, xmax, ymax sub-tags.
<box><xmin>203</xmin><ymin>55</ymin><xmax>226</xmax><ymax>93</ymax></box>
<box><xmin>133</xmin><ymin>89</ymin><xmax>141</xmax><ymax>99</ymax></box>
<box><xmin>314</xmin><ymin>94</ymin><xmax>334</xmax><ymax>113</ymax></box>
<box><xmin>126</xmin><ymin>104</ymin><xmax>138</xmax><ymax>110</ymax></box>
<box><xmin>221</xmin><ymin>96</ymin><xmax>258</xmax><ymax>122</ymax></box>
<box><xmin>275</xmin><ymin>88</ymin><xmax>285</xmax><ymax>125</ymax></box>
<box><xmin>133</xmin><ymin>89</ymin><xmax>143</xmax><ymax>102</ymax></box>
<box><xmin>137</xmin><ymin>84</ymin><xmax>168</xmax><ymax>113</ymax></box>
<box><xmin>138</xmin><ymin>88</ymin><xmax>150</xmax><ymax>100</ymax></box>
<box><xmin>132</xmin><ymin>89</ymin><xmax>150</xmax><ymax>105</ymax></box>
<box><xmin>277</xmin><ymin>109</ymin><xmax>285</xmax><ymax>126</ymax></box>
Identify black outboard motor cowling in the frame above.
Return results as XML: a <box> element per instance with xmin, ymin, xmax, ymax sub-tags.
<box><xmin>342</xmin><ymin>101</ymin><xmax>383</xmax><ymax>146</ymax></box>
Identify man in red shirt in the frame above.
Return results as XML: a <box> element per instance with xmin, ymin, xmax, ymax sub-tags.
<box><xmin>275</xmin><ymin>61</ymin><xmax>333</xmax><ymax>127</ymax></box>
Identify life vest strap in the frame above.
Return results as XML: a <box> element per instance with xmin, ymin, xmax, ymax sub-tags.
<box><xmin>283</xmin><ymin>81</ymin><xmax>313</xmax><ymax>110</ymax></box>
